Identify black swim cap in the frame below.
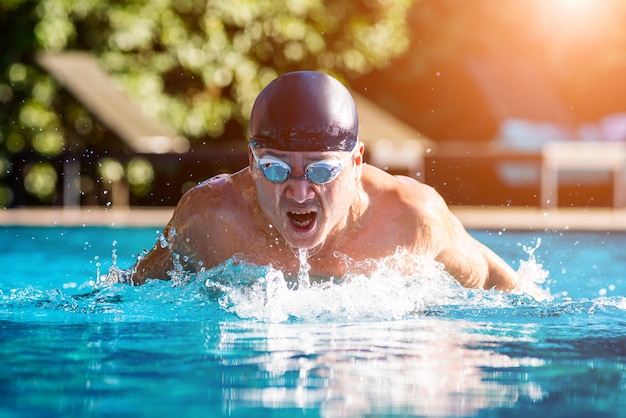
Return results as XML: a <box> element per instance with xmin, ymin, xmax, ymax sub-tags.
<box><xmin>249</xmin><ymin>71</ymin><xmax>358</xmax><ymax>152</ymax></box>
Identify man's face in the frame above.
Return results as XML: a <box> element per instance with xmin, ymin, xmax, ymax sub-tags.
<box><xmin>250</xmin><ymin>145</ymin><xmax>362</xmax><ymax>250</ymax></box>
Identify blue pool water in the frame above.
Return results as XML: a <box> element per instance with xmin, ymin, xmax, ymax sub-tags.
<box><xmin>1</xmin><ymin>225</ymin><xmax>625</xmax><ymax>417</ymax></box>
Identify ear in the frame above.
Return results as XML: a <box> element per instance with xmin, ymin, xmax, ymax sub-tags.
<box><xmin>355</xmin><ymin>141</ymin><xmax>364</xmax><ymax>166</ymax></box>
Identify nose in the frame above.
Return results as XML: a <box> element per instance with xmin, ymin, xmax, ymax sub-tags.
<box><xmin>286</xmin><ymin>177</ymin><xmax>315</xmax><ymax>203</ymax></box>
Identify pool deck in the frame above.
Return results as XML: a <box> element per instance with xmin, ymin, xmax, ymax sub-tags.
<box><xmin>1</xmin><ymin>206</ymin><xmax>626</xmax><ymax>231</ymax></box>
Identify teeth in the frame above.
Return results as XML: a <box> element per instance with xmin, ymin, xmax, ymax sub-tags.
<box><xmin>288</xmin><ymin>211</ymin><xmax>315</xmax><ymax>229</ymax></box>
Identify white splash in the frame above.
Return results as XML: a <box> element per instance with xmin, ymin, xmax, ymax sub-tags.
<box><xmin>203</xmin><ymin>249</ymin><xmax>467</xmax><ymax>323</ymax></box>
<box><xmin>296</xmin><ymin>248</ymin><xmax>311</xmax><ymax>290</ymax></box>
<box><xmin>198</xmin><ymin>243</ymin><xmax>554</xmax><ymax>323</ymax></box>
<box><xmin>515</xmin><ymin>238</ymin><xmax>551</xmax><ymax>301</ymax></box>
<box><xmin>94</xmin><ymin>235</ymin><xmax>553</xmax><ymax>322</ymax></box>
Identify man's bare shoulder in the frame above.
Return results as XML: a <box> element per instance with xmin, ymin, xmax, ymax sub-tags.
<box><xmin>362</xmin><ymin>165</ymin><xmax>447</xmax><ymax>213</ymax></box>
<box><xmin>171</xmin><ymin>168</ymin><xmax>255</xmax><ymax>226</ymax></box>
<box><xmin>358</xmin><ymin>165</ymin><xmax>451</xmax><ymax>253</ymax></box>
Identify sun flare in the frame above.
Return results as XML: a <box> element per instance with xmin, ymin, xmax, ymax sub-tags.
<box><xmin>538</xmin><ymin>0</ymin><xmax>605</xmax><ymax>22</ymax></box>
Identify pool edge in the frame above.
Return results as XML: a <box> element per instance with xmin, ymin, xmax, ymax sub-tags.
<box><xmin>0</xmin><ymin>207</ymin><xmax>173</xmax><ymax>227</ymax></box>
<box><xmin>1</xmin><ymin>206</ymin><xmax>626</xmax><ymax>231</ymax></box>
<box><xmin>453</xmin><ymin>206</ymin><xmax>626</xmax><ymax>231</ymax></box>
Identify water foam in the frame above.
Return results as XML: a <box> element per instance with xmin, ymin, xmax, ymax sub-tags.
<box><xmin>515</xmin><ymin>238</ymin><xmax>551</xmax><ymax>301</ymax></box>
<box><xmin>197</xmin><ymin>247</ymin><xmax>550</xmax><ymax>323</ymax></box>
<box><xmin>87</xmin><ymin>238</ymin><xmax>556</xmax><ymax>323</ymax></box>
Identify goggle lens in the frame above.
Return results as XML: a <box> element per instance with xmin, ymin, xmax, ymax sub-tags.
<box><xmin>306</xmin><ymin>162</ymin><xmax>341</xmax><ymax>184</ymax></box>
<box><xmin>252</xmin><ymin>148</ymin><xmax>354</xmax><ymax>185</ymax></box>
<box><xmin>257</xmin><ymin>157</ymin><xmax>291</xmax><ymax>183</ymax></box>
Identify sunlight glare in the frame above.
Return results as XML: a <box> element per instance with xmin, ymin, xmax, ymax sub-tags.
<box><xmin>533</xmin><ymin>0</ymin><xmax>614</xmax><ymax>42</ymax></box>
<box><xmin>555</xmin><ymin>0</ymin><xmax>596</xmax><ymax>14</ymax></box>
<box><xmin>539</xmin><ymin>0</ymin><xmax>603</xmax><ymax>22</ymax></box>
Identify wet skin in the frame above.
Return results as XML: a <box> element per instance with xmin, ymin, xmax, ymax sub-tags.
<box><xmin>130</xmin><ymin>144</ymin><xmax>518</xmax><ymax>291</ymax></box>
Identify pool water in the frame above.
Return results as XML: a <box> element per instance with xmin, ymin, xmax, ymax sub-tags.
<box><xmin>1</xmin><ymin>225</ymin><xmax>625</xmax><ymax>417</ymax></box>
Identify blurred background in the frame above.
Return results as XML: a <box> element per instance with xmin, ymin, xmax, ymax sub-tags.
<box><xmin>3</xmin><ymin>0</ymin><xmax>626</xmax><ymax>208</ymax></box>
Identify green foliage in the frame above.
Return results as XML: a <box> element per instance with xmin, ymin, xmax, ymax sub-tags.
<box><xmin>8</xmin><ymin>0</ymin><xmax>414</xmax><ymax>140</ymax></box>
<box><xmin>0</xmin><ymin>0</ymin><xmax>414</xmax><ymax>205</ymax></box>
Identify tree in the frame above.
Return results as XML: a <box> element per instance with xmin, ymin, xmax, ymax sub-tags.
<box><xmin>0</xmin><ymin>0</ymin><xmax>415</xmax><ymax>206</ymax></box>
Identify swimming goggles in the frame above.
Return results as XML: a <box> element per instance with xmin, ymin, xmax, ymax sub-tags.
<box><xmin>251</xmin><ymin>143</ymin><xmax>357</xmax><ymax>185</ymax></box>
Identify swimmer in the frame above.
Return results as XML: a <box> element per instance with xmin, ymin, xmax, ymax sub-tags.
<box><xmin>128</xmin><ymin>71</ymin><xmax>518</xmax><ymax>291</ymax></box>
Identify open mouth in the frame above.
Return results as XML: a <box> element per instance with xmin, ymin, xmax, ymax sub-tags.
<box><xmin>287</xmin><ymin>211</ymin><xmax>316</xmax><ymax>232</ymax></box>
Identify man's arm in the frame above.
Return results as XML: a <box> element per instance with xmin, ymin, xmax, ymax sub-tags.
<box><xmin>479</xmin><ymin>240</ymin><xmax>519</xmax><ymax>291</ymax></box>
<box><xmin>438</xmin><ymin>211</ymin><xmax>519</xmax><ymax>291</ymax></box>
<box><xmin>411</xmin><ymin>184</ymin><xmax>517</xmax><ymax>291</ymax></box>
<box><xmin>129</xmin><ymin>231</ymin><xmax>176</xmax><ymax>285</ymax></box>
<box><xmin>127</xmin><ymin>178</ymin><xmax>227</xmax><ymax>285</ymax></box>
<box><xmin>128</xmin><ymin>188</ymin><xmax>195</xmax><ymax>285</ymax></box>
